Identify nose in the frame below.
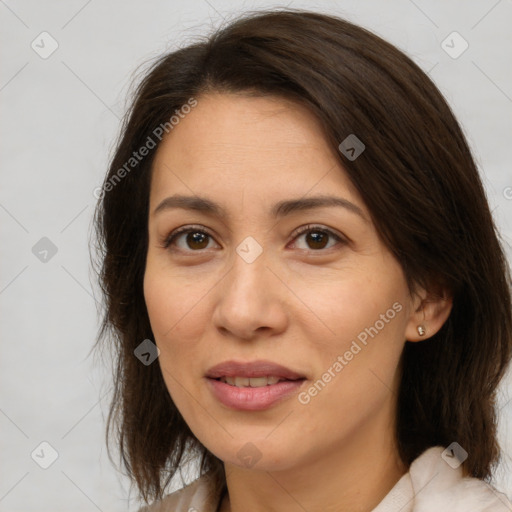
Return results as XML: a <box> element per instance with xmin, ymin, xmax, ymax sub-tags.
<box><xmin>212</xmin><ymin>246</ymin><xmax>289</xmax><ymax>341</ymax></box>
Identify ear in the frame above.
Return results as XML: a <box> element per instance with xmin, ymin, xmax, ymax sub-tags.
<box><xmin>405</xmin><ymin>285</ymin><xmax>453</xmax><ymax>342</ymax></box>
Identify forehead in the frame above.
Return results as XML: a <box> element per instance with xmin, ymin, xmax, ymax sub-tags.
<box><xmin>150</xmin><ymin>92</ymin><xmax>362</xmax><ymax>209</ymax></box>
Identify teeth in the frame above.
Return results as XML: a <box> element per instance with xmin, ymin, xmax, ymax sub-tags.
<box><xmin>233</xmin><ymin>377</ymin><xmax>250</xmax><ymax>387</ymax></box>
<box><xmin>248</xmin><ymin>377</ymin><xmax>272</xmax><ymax>387</ymax></box>
<box><xmin>221</xmin><ymin>376</ymin><xmax>282</xmax><ymax>387</ymax></box>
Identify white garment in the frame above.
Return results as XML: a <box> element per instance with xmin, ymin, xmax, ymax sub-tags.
<box><xmin>372</xmin><ymin>446</ymin><xmax>511</xmax><ymax>512</ymax></box>
<box><xmin>139</xmin><ymin>446</ymin><xmax>512</xmax><ymax>511</ymax></box>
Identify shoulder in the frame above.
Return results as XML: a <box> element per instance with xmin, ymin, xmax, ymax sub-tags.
<box><xmin>409</xmin><ymin>446</ymin><xmax>512</xmax><ymax>511</ymax></box>
<box><xmin>373</xmin><ymin>446</ymin><xmax>511</xmax><ymax>512</ymax></box>
<box><xmin>137</xmin><ymin>472</ymin><xmax>223</xmax><ymax>512</ymax></box>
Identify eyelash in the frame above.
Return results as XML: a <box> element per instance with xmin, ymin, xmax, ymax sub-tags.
<box><xmin>162</xmin><ymin>224</ymin><xmax>346</xmax><ymax>253</ymax></box>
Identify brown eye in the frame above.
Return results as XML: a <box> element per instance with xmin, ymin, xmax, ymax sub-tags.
<box><xmin>291</xmin><ymin>225</ymin><xmax>345</xmax><ymax>251</ymax></box>
<box><xmin>164</xmin><ymin>226</ymin><xmax>217</xmax><ymax>252</ymax></box>
<box><xmin>305</xmin><ymin>231</ymin><xmax>329</xmax><ymax>250</ymax></box>
<box><xmin>185</xmin><ymin>231</ymin><xmax>210</xmax><ymax>250</ymax></box>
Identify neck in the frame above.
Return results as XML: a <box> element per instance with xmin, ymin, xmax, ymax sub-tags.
<box><xmin>220</xmin><ymin>421</ymin><xmax>406</xmax><ymax>512</ymax></box>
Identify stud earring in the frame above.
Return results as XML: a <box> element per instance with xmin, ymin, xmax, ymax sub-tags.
<box><xmin>417</xmin><ymin>325</ymin><xmax>426</xmax><ymax>336</ymax></box>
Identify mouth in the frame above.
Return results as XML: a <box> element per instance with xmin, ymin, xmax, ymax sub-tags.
<box><xmin>206</xmin><ymin>359</ymin><xmax>305</xmax><ymax>378</ymax></box>
<box><xmin>205</xmin><ymin>360</ymin><xmax>306</xmax><ymax>410</ymax></box>
<box><xmin>215</xmin><ymin>375</ymin><xmax>299</xmax><ymax>387</ymax></box>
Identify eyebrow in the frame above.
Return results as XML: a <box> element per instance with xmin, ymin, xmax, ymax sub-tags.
<box><xmin>153</xmin><ymin>194</ymin><xmax>366</xmax><ymax>221</ymax></box>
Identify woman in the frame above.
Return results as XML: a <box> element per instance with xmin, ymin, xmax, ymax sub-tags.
<box><xmin>93</xmin><ymin>9</ymin><xmax>512</xmax><ymax>511</ymax></box>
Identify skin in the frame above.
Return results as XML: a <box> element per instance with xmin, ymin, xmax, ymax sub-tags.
<box><xmin>144</xmin><ymin>92</ymin><xmax>452</xmax><ymax>512</ymax></box>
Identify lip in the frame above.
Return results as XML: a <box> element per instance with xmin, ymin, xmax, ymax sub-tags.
<box><xmin>205</xmin><ymin>360</ymin><xmax>306</xmax><ymax>411</ymax></box>
<box><xmin>206</xmin><ymin>360</ymin><xmax>305</xmax><ymax>380</ymax></box>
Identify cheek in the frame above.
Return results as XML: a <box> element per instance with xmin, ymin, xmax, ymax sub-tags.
<box><xmin>293</xmin><ymin>292</ymin><xmax>406</xmax><ymax>450</ymax></box>
<box><xmin>143</xmin><ymin>266</ymin><xmax>216</xmax><ymax>399</ymax></box>
<box><xmin>292</xmin><ymin>263</ymin><xmax>409</xmax><ymax>405</ymax></box>
<box><xmin>143</xmin><ymin>265</ymin><xmax>207</xmax><ymax>342</ymax></box>
<box><xmin>292</xmin><ymin>267</ymin><xmax>404</xmax><ymax>347</ymax></box>
<box><xmin>143</xmin><ymin>270</ymin><xmax>201</xmax><ymax>412</ymax></box>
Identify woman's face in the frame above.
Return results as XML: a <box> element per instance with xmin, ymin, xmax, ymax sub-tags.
<box><xmin>144</xmin><ymin>92</ymin><xmax>422</xmax><ymax>472</ymax></box>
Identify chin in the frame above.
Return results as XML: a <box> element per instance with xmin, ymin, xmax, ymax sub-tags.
<box><xmin>207</xmin><ymin>435</ymin><xmax>301</xmax><ymax>472</ymax></box>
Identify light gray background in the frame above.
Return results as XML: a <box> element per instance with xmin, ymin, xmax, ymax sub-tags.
<box><xmin>1</xmin><ymin>0</ymin><xmax>511</xmax><ymax>510</ymax></box>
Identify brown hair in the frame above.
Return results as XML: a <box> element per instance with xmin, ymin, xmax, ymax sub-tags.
<box><xmin>92</xmin><ymin>8</ymin><xmax>512</xmax><ymax>503</ymax></box>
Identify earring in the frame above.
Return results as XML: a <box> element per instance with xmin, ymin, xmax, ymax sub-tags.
<box><xmin>417</xmin><ymin>325</ymin><xmax>426</xmax><ymax>336</ymax></box>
